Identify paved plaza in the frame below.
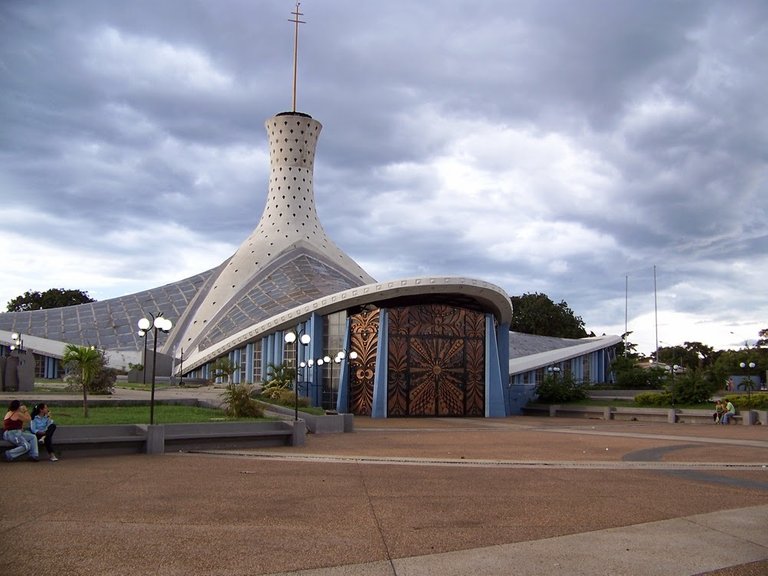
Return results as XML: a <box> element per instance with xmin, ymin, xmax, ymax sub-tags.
<box><xmin>1</xmin><ymin>389</ymin><xmax>767</xmax><ymax>575</ymax></box>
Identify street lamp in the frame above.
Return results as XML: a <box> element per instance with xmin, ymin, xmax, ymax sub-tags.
<box><xmin>137</xmin><ymin>329</ymin><xmax>149</xmax><ymax>385</ymax></box>
<box><xmin>331</xmin><ymin>350</ymin><xmax>358</xmax><ymax>412</ymax></box>
<box><xmin>739</xmin><ymin>361</ymin><xmax>756</xmax><ymax>405</ymax></box>
<box><xmin>10</xmin><ymin>332</ymin><xmax>24</xmax><ymax>353</ymax></box>
<box><xmin>284</xmin><ymin>330</ymin><xmax>311</xmax><ymax>421</ymax></box>
<box><xmin>137</xmin><ymin>312</ymin><xmax>173</xmax><ymax>425</ymax></box>
<box><xmin>547</xmin><ymin>366</ymin><xmax>561</xmax><ymax>378</ymax></box>
<box><xmin>314</xmin><ymin>357</ymin><xmax>325</xmax><ymax>406</ymax></box>
<box><xmin>667</xmin><ymin>364</ymin><xmax>681</xmax><ymax>407</ymax></box>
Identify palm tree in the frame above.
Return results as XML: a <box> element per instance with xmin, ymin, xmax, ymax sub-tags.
<box><xmin>62</xmin><ymin>344</ymin><xmax>101</xmax><ymax>417</ymax></box>
<box><xmin>211</xmin><ymin>357</ymin><xmax>237</xmax><ymax>385</ymax></box>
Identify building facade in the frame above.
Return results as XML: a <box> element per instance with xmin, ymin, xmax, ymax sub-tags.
<box><xmin>0</xmin><ymin>110</ymin><xmax>619</xmax><ymax>415</ymax></box>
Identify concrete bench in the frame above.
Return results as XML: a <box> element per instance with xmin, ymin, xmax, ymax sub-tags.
<box><xmin>1</xmin><ymin>424</ymin><xmax>147</xmax><ymax>457</ymax></box>
<box><xmin>162</xmin><ymin>421</ymin><xmax>301</xmax><ymax>451</ymax></box>
<box><xmin>523</xmin><ymin>404</ymin><xmax>765</xmax><ymax>425</ymax></box>
<box><xmin>2</xmin><ymin>421</ymin><xmax>304</xmax><ymax>459</ymax></box>
<box><xmin>521</xmin><ymin>405</ymin><xmax>613</xmax><ymax>420</ymax></box>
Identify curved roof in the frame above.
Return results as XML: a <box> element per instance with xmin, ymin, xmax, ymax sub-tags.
<box><xmin>508</xmin><ymin>333</ymin><xmax>622</xmax><ymax>375</ymax></box>
<box><xmin>182</xmin><ymin>275</ymin><xmax>513</xmax><ymax>372</ymax></box>
<box><xmin>0</xmin><ymin>271</ymin><xmax>212</xmax><ymax>352</ymax></box>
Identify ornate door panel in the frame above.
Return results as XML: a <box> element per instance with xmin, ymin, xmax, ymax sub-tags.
<box><xmin>387</xmin><ymin>304</ymin><xmax>485</xmax><ymax>417</ymax></box>
<box><xmin>348</xmin><ymin>309</ymin><xmax>379</xmax><ymax>416</ymax></box>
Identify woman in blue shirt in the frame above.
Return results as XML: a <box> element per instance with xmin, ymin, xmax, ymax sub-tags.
<box><xmin>30</xmin><ymin>403</ymin><xmax>58</xmax><ymax>461</ymax></box>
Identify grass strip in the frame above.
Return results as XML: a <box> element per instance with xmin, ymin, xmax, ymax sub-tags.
<box><xmin>47</xmin><ymin>405</ymin><xmax>263</xmax><ymax>426</ymax></box>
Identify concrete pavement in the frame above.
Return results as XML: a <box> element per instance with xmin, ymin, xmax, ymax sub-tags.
<box><xmin>0</xmin><ymin>388</ymin><xmax>767</xmax><ymax>575</ymax></box>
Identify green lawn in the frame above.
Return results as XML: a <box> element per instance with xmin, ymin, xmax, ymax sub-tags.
<box><xmin>48</xmin><ymin>405</ymin><xmax>260</xmax><ymax>426</ymax></box>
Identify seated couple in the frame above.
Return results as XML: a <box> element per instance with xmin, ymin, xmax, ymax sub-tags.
<box><xmin>3</xmin><ymin>400</ymin><xmax>59</xmax><ymax>462</ymax></box>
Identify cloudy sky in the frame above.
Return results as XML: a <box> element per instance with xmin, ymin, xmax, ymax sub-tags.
<box><xmin>1</xmin><ymin>0</ymin><xmax>766</xmax><ymax>355</ymax></box>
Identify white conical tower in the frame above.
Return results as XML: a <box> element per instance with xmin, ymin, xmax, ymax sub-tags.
<box><xmin>168</xmin><ymin>112</ymin><xmax>375</xmax><ymax>355</ymax></box>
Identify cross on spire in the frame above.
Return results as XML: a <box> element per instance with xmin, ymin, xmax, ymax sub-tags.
<box><xmin>289</xmin><ymin>2</ymin><xmax>306</xmax><ymax>113</ymax></box>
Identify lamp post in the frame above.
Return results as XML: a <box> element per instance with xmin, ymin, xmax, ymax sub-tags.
<box><xmin>667</xmin><ymin>364</ymin><xmax>680</xmax><ymax>407</ymax></box>
<box><xmin>322</xmin><ymin>354</ymin><xmax>331</xmax><ymax>409</ymax></box>
<box><xmin>330</xmin><ymin>353</ymin><xmax>342</xmax><ymax>412</ymax></box>
<box><xmin>137</xmin><ymin>312</ymin><xmax>173</xmax><ymax>425</ymax></box>
<box><xmin>137</xmin><ymin>329</ymin><xmax>149</xmax><ymax>385</ymax></box>
<box><xmin>306</xmin><ymin>358</ymin><xmax>317</xmax><ymax>403</ymax></box>
<box><xmin>314</xmin><ymin>357</ymin><xmax>325</xmax><ymax>407</ymax></box>
<box><xmin>739</xmin><ymin>361</ymin><xmax>756</xmax><ymax>405</ymax></box>
<box><xmin>299</xmin><ymin>360</ymin><xmax>311</xmax><ymax>398</ymax></box>
<box><xmin>284</xmin><ymin>330</ymin><xmax>311</xmax><ymax>421</ymax></box>
<box><xmin>10</xmin><ymin>332</ymin><xmax>24</xmax><ymax>353</ymax></box>
<box><xmin>546</xmin><ymin>366</ymin><xmax>561</xmax><ymax>378</ymax></box>
<box><xmin>331</xmin><ymin>350</ymin><xmax>358</xmax><ymax>412</ymax></box>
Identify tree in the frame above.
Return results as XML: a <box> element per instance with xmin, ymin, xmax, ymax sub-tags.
<box><xmin>612</xmin><ymin>356</ymin><xmax>666</xmax><ymax>389</ymax></box>
<box><xmin>6</xmin><ymin>288</ymin><xmax>95</xmax><ymax>312</ymax></box>
<box><xmin>682</xmin><ymin>341</ymin><xmax>715</xmax><ymax>368</ymax></box>
<box><xmin>510</xmin><ymin>292</ymin><xmax>591</xmax><ymax>338</ymax></box>
<box><xmin>62</xmin><ymin>344</ymin><xmax>102</xmax><ymax>417</ymax></box>
<box><xmin>616</xmin><ymin>331</ymin><xmax>638</xmax><ymax>358</ymax></box>
<box><xmin>756</xmin><ymin>328</ymin><xmax>768</xmax><ymax>348</ymax></box>
<box><xmin>657</xmin><ymin>344</ymin><xmax>702</xmax><ymax>370</ymax></box>
<box><xmin>211</xmin><ymin>357</ymin><xmax>237</xmax><ymax>384</ymax></box>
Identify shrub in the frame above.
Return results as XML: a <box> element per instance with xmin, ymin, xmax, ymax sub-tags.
<box><xmin>64</xmin><ymin>347</ymin><xmax>115</xmax><ymax>395</ymax></box>
<box><xmin>722</xmin><ymin>394</ymin><xmax>768</xmax><ymax>411</ymax></box>
<box><xmin>220</xmin><ymin>384</ymin><xmax>263</xmax><ymax>418</ymax></box>
<box><xmin>535</xmin><ymin>372</ymin><xmax>587</xmax><ymax>403</ymax></box>
<box><xmin>634</xmin><ymin>391</ymin><xmax>672</xmax><ymax>407</ymax></box>
<box><xmin>666</xmin><ymin>369</ymin><xmax>720</xmax><ymax>405</ymax></box>
<box><xmin>261</xmin><ymin>362</ymin><xmax>296</xmax><ymax>399</ymax></box>
<box><xmin>271</xmin><ymin>389</ymin><xmax>311</xmax><ymax>408</ymax></box>
<box><xmin>90</xmin><ymin>364</ymin><xmax>117</xmax><ymax>395</ymax></box>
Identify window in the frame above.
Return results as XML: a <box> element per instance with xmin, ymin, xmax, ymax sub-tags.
<box><xmin>239</xmin><ymin>347</ymin><xmax>247</xmax><ymax>383</ymax></box>
<box><xmin>252</xmin><ymin>341</ymin><xmax>263</xmax><ymax>383</ymax></box>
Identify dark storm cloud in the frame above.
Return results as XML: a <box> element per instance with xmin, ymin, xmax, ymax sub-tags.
<box><xmin>1</xmin><ymin>0</ymin><xmax>766</xmax><ymax>352</ymax></box>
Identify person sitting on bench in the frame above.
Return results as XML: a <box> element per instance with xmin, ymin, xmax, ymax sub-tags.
<box><xmin>3</xmin><ymin>400</ymin><xmax>39</xmax><ymax>462</ymax></box>
<box><xmin>720</xmin><ymin>399</ymin><xmax>736</xmax><ymax>425</ymax></box>
<box><xmin>31</xmin><ymin>403</ymin><xmax>59</xmax><ymax>462</ymax></box>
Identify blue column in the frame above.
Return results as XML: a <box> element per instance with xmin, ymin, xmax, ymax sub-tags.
<box><xmin>371</xmin><ymin>309</ymin><xmax>389</xmax><ymax>418</ymax></box>
<box><xmin>231</xmin><ymin>349</ymin><xmax>240</xmax><ymax>384</ymax></box>
<box><xmin>47</xmin><ymin>357</ymin><xmax>58</xmax><ymax>379</ymax></box>
<box><xmin>485</xmin><ymin>315</ymin><xmax>506</xmax><ymax>417</ymax></box>
<box><xmin>496</xmin><ymin>321</ymin><xmax>510</xmax><ymax>414</ymax></box>
<box><xmin>308</xmin><ymin>313</ymin><xmax>323</xmax><ymax>406</ymax></box>
<box><xmin>336</xmin><ymin>317</ymin><xmax>353</xmax><ymax>413</ymax></box>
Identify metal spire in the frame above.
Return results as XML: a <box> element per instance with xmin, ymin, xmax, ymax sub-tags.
<box><xmin>289</xmin><ymin>2</ymin><xmax>305</xmax><ymax>113</ymax></box>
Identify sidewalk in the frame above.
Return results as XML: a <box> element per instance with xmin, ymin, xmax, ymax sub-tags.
<box><xmin>0</xmin><ymin>383</ymin><xmax>227</xmax><ymax>405</ymax></box>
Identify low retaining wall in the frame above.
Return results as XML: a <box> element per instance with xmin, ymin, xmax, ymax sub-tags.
<box><xmin>257</xmin><ymin>402</ymin><xmax>354</xmax><ymax>434</ymax></box>
<box><xmin>523</xmin><ymin>404</ymin><xmax>767</xmax><ymax>425</ymax></box>
<box><xmin>1</xmin><ymin>420</ymin><xmax>304</xmax><ymax>459</ymax></box>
